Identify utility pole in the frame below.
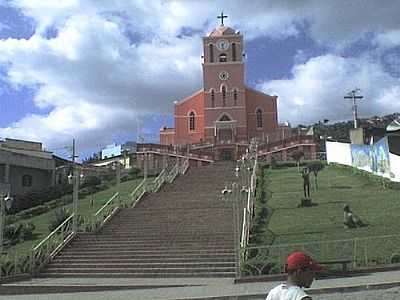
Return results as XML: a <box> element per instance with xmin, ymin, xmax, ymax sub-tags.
<box><xmin>0</xmin><ymin>183</ymin><xmax>11</xmax><ymax>256</ymax></box>
<box><xmin>116</xmin><ymin>161</ymin><xmax>121</xmax><ymax>204</ymax></box>
<box><xmin>0</xmin><ymin>191</ymin><xmax>5</xmax><ymax>256</ymax></box>
<box><xmin>71</xmin><ymin>139</ymin><xmax>79</xmax><ymax>233</ymax></box>
<box><xmin>344</xmin><ymin>89</ymin><xmax>364</xmax><ymax>129</ymax></box>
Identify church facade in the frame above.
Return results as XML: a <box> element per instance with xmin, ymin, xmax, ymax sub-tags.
<box><xmin>160</xmin><ymin>20</ymin><xmax>279</xmax><ymax>159</ymax></box>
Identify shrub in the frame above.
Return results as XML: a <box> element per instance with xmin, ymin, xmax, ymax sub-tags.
<box><xmin>3</xmin><ymin>224</ymin><xmax>23</xmax><ymax>246</ymax></box>
<box><xmin>80</xmin><ymin>175</ymin><xmax>101</xmax><ymax>188</ymax></box>
<box><xmin>390</xmin><ymin>253</ymin><xmax>400</xmax><ymax>264</ymax></box>
<box><xmin>128</xmin><ymin>167</ymin><xmax>141</xmax><ymax>177</ymax></box>
<box><xmin>21</xmin><ymin>223</ymin><xmax>36</xmax><ymax>240</ymax></box>
<box><xmin>48</xmin><ymin>208</ymin><xmax>70</xmax><ymax>232</ymax></box>
<box><xmin>16</xmin><ymin>205</ymin><xmax>49</xmax><ymax>220</ymax></box>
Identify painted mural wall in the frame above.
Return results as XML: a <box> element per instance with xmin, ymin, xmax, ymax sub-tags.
<box><xmin>326</xmin><ymin>138</ymin><xmax>400</xmax><ymax>182</ymax></box>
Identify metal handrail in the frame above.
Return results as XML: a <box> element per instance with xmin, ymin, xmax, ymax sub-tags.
<box><xmin>31</xmin><ymin>214</ymin><xmax>74</xmax><ymax>274</ymax></box>
<box><xmin>181</xmin><ymin>158</ymin><xmax>190</xmax><ymax>174</ymax></box>
<box><xmin>130</xmin><ymin>178</ymin><xmax>147</xmax><ymax>207</ymax></box>
<box><xmin>94</xmin><ymin>192</ymin><xmax>119</xmax><ymax>217</ymax></box>
<box><xmin>150</xmin><ymin>169</ymin><xmax>166</xmax><ymax>192</ymax></box>
<box><xmin>241</xmin><ymin>233</ymin><xmax>400</xmax><ymax>276</ymax></box>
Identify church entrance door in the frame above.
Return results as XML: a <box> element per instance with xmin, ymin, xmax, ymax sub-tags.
<box><xmin>220</xmin><ymin>149</ymin><xmax>233</xmax><ymax>161</ymax></box>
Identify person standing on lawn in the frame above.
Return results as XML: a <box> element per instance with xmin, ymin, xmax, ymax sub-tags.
<box><xmin>302</xmin><ymin>167</ymin><xmax>311</xmax><ymax>199</ymax></box>
<box><xmin>265</xmin><ymin>251</ymin><xmax>324</xmax><ymax>300</ymax></box>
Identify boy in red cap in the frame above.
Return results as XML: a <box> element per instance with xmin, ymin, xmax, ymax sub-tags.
<box><xmin>266</xmin><ymin>251</ymin><xmax>324</xmax><ymax>300</ymax></box>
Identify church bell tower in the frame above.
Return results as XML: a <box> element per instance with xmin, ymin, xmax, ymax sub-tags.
<box><xmin>202</xmin><ymin>13</ymin><xmax>248</xmax><ymax>146</ymax></box>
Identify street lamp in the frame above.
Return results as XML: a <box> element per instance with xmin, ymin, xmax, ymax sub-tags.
<box><xmin>68</xmin><ymin>171</ymin><xmax>83</xmax><ymax>233</ymax></box>
<box><xmin>0</xmin><ymin>188</ymin><xmax>13</xmax><ymax>255</ymax></box>
<box><xmin>112</xmin><ymin>161</ymin><xmax>121</xmax><ymax>204</ymax></box>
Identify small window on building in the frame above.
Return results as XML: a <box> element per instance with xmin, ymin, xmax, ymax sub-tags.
<box><xmin>22</xmin><ymin>174</ymin><xmax>33</xmax><ymax>187</ymax></box>
<box><xmin>232</xmin><ymin>43</ymin><xmax>236</xmax><ymax>61</ymax></box>
<box><xmin>256</xmin><ymin>109</ymin><xmax>263</xmax><ymax>128</ymax></box>
<box><xmin>219</xmin><ymin>53</ymin><xmax>227</xmax><ymax>62</ymax></box>
<box><xmin>189</xmin><ymin>111</ymin><xmax>196</xmax><ymax>131</ymax></box>
<box><xmin>222</xmin><ymin>86</ymin><xmax>226</xmax><ymax>107</ymax></box>
<box><xmin>220</xmin><ymin>114</ymin><xmax>231</xmax><ymax>121</ymax></box>
<box><xmin>209</xmin><ymin>44</ymin><xmax>214</xmax><ymax>63</ymax></box>
<box><xmin>233</xmin><ymin>89</ymin><xmax>238</xmax><ymax>106</ymax></box>
<box><xmin>211</xmin><ymin>89</ymin><xmax>215</xmax><ymax>107</ymax></box>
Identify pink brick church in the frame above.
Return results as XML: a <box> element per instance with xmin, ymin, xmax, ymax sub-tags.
<box><xmin>160</xmin><ymin>15</ymin><xmax>315</xmax><ymax>160</ymax></box>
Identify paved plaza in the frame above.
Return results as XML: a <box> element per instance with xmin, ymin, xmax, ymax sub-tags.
<box><xmin>2</xmin><ymin>269</ymin><xmax>400</xmax><ymax>299</ymax></box>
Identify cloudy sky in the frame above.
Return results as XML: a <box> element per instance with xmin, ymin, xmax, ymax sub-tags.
<box><xmin>0</xmin><ymin>0</ymin><xmax>399</xmax><ymax>159</ymax></box>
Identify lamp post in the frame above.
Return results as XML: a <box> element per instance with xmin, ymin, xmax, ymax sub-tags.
<box><xmin>68</xmin><ymin>171</ymin><xmax>83</xmax><ymax>233</ymax></box>
<box><xmin>112</xmin><ymin>161</ymin><xmax>121</xmax><ymax>204</ymax></box>
<box><xmin>0</xmin><ymin>183</ymin><xmax>12</xmax><ymax>255</ymax></box>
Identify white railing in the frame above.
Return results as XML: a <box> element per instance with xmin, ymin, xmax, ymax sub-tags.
<box><xmin>167</xmin><ymin>163</ymin><xmax>180</xmax><ymax>183</ymax></box>
<box><xmin>86</xmin><ymin>192</ymin><xmax>120</xmax><ymax>232</ymax></box>
<box><xmin>241</xmin><ymin>234</ymin><xmax>400</xmax><ymax>276</ymax></box>
<box><xmin>130</xmin><ymin>178</ymin><xmax>148</xmax><ymax>207</ymax></box>
<box><xmin>181</xmin><ymin>157</ymin><xmax>190</xmax><ymax>175</ymax></box>
<box><xmin>148</xmin><ymin>169</ymin><xmax>167</xmax><ymax>193</ymax></box>
<box><xmin>31</xmin><ymin>214</ymin><xmax>74</xmax><ymax>274</ymax></box>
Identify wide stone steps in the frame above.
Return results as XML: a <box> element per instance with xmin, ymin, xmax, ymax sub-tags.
<box><xmin>40</xmin><ymin>162</ymin><xmax>238</xmax><ymax>279</ymax></box>
<box><xmin>62</xmin><ymin>245</ymin><xmax>234</xmax><ymax>251</ymax></box>
<box><xmin>55</xmin><ymin>253</ymin><xmax>234</xmax><ymax>260</ymax></box>
<box><xmin>52</xmin><ymin>257</ymin><xmax>235</xmax><ymax>264</ymax></box>
<box><xmin>45</xmin><ymin>262</ymin><xmax>235</xmax><ymax>269</ymax></box>
<box><xmin>43</xmin><ymin>266</ymin><xmax>235</xmax><ymax>274</ymax></box>
<box><xmin>60</xmin><ymin>249</ymin><xmax>234</xmax><ymax>255</ymax></box>
<box><xmin>38</xmin><ymin>272</ymin><xmax>236</xmax><ymax>278</ymax></box>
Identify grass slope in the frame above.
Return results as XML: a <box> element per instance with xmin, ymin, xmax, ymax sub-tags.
<box><xmin>263</xmin><ymin>165</ymin><xmax>400</xmax><ymax>245</ymax></box>
<box><xmin>5</xmin><ymin>178</ymin><xmax>143</xmax><ymax>256</ymax></box>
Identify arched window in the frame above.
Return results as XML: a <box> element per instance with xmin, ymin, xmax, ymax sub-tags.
<box><xmin>219</xmin><ymin>114</ymin><xmax>231</xmax><ymax>121</ymax></box>
<box><xmin>232</xmin><ymin>43</ymin><xmax>236</xmax><ymax>61</ymax></box>
<box><xmin>222</xmin><ymin>86</ymin><xmax>226</xmax><ymax>107</ymax></box>
<box><xmin>233</xmin><ymin>89</ymin><xmax>238</xmax><ymax>106</ymax></box>
<box><xmin>211</xmin><ymin>89</ymin><xmax>215</xmax><ymax>107</ymax></box>
<box><xmin>219</xmin><ymin>53</ymin><xmax>227</xmax><ymax>62</ymax></box>
<box><xmin>22</xmin><ymin>174</ymin><xmax>33</xmax><ymax>187</ymax></box>
<box><xmin>256</xmin><ymin>109</ymin><xmax>263</xmax><ymax>128</ymax></box>
<box><xmin>209</xmin><ymin>44</ymin><xmax>214</xmax><ymax>63</ymax></box>
<box><xmin>189</xmin><ymin>111</ymin><xmax>195</xmax><ymax>131</ymax></box>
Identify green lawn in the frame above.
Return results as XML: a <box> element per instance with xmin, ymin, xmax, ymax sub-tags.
<box><xmin>260</xmin><ymin>165</ymin><xmax>400</xmax><ymax>245</ymax></box>
<box><xmin>244</xmin><ymin>165</ymin><xmax>400</xmax><ymax>270</ymax></box>
<box><xmin>5</xmin><ymin>178</ymin><xmax>143</xmax><ymax>256</ymax></box>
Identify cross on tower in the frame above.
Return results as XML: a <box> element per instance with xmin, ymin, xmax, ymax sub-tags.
<box><xmin>217</xmin><ymin>12</ymin><xmax>228</xmax><ymax>26</ymax></box>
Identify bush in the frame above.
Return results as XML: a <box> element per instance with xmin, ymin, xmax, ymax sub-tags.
<box><xmin>3</xmin><ymin>224</ymin><xmax>23</xmax><ymax>246</ymax></box>
<box><xmin>11</xmin><ymin>183</ymin><xmax>72</xmax><ymax>213</ymax></box>
<box><xmin>128</xmin><ymin>167</ymin><xmax>141</xmax><ymax>178</ymax></box>
<box><xmin>16</xmin><ymin>205</ymin><xmax>49</xmax><ymax>220</ymax></box>
<box><xmin>21</xmin><ymin>223</ymin><xmax>36</xmax><ymax>240</ymax></box>
<box><xmin>390</xmin><ymin>253</ymin><xmax>400</xmax><ymax>264</ymax></box>
<box><xmin>80</xmin><ymin>175</ymin><xmax>101</xmax><ymax>188</ymax></box>
<box><xmin>48</xmin><ymin>208</ymin><xmax>70</xmax><ymax>232</ymax></box>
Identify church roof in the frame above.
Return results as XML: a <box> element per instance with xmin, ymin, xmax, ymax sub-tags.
<box><xmin>209</xmin><ymin>25</ymin><xmax>236</xmax><ymax>37</ymax></box>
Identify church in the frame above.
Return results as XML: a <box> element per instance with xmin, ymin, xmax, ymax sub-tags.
<box><xmin>160</xmin><ymin>15</ymin><xmax>282</xmax><ymax>160</ymax></box>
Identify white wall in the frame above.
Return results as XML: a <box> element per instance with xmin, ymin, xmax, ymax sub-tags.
<box><xmin>326</xmin><ymin>141</ymin><xmax>352</xmax><ymax>166</ymax></box>
<box><xmin>389</xmin><ymin>153</ymin><xmax>400</xmax><ymax>182</ymax></box>
<box><xmin>326</xmin><ymin>141</ymin><xmax>400</xmax><ymax>182</ymax></box>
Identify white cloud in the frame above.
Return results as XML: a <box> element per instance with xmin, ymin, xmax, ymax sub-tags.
<box><xmin>374</xmin><ymin>30</ymin><xmax>400</xmax><ymax>48</ymax></box>
<box><xmin>259</xmin><ymin>54</ymin><xmax>400</xmax><ymax>126</ymax></box>
<box><xmin>0</xmin><ymin>0</ymin><xmax>399</xmax><ymax>154</ymax></box>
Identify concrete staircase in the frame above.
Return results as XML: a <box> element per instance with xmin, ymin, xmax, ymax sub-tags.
<box><xmin>39</xmin><ymin>162</ymin><xmax>237</xmax><ymax>278</ymax></box>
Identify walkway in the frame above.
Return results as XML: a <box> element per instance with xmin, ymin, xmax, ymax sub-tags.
<box><xmin>2</xmin><ymin>269</ymin><xmax>400</xmax><ymax>299</ymax></box>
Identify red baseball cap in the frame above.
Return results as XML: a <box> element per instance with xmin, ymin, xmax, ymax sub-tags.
<box><xmin>286</xmin><ymin>251</ymin><xmax>324</xmax><ymax>272</ymax></box>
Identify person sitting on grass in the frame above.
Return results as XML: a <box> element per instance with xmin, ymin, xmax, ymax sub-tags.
<box><xmin>343</xmin><ymin>204</ymin><xmax>365</xmax><ymax>228</ymax></box>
